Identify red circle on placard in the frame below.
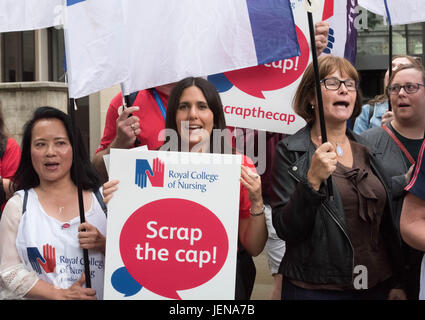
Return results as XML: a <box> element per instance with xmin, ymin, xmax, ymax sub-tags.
<box><xmin>224</xmin><ymin>25</ymin><xmax>310</xmax><ymax>98</ymax></box>
<box><xmin>119</xmin><ymin>198</ymin><xmax>229</xmax><ymax>299</ymax></box>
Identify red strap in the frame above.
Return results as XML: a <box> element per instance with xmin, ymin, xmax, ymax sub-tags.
<box><xmin>382</xmin><ymin>125</ymin><xmax>415</xmax><ymax>165</ymax></box>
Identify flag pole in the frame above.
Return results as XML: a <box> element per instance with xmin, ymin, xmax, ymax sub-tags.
<box><xmin>384</xmin><ymin>0</ymin><xmax>393</xmax><ymax>111</ymax></box>
<box><xmin>120</xmin><ymin>83</ymin><xmax>140</xmax><ymax>147</ymax></box>
<box><xmin>68</xmin><ymin>98</ymin><xmax>92</xmax><ymax>288</ymax></box>
<box><xmin>63</xmin><ymin>5</ymin><xmax>92</xmax><ymax>287</ymax></box>
<box><xmin>388</xmin><ymin>24</ymin><xmax>393</xmax><ymax>111</ymax></box>
<box><xmin>306</xmin><ymin>0</ymin><xmax>334</xmax><ymax>199</ymax></box>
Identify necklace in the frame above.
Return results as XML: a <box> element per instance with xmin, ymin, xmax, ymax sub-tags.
<box><xmin>312</xmin><ymin>134</ymin><xmax>346</xmax><ymax>157</ymax></box>
<box><xmin>335</xmin><ymin>143</ymin><xmax>344</xmax><ymax>157</ymax></box>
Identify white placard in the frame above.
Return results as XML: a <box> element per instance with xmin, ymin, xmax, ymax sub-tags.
<box><xmin>104</xmin><ymin>149</ymin><xmax>242</xmax><ymax>300</ymax></box>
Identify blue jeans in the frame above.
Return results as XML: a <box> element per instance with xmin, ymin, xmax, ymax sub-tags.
<box><xmin>281</xmin><ymin>278</ymin><xmax>390</xmax><ymax>300</ymax></box>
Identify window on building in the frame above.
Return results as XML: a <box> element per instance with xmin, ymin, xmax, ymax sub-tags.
<box><xmin>48</xmin><ymin>28</ymin><xmax>89</xmax><ymax>150</ymax></box>
<box><xmin>356</xmin><ymin>9</ymin><xmax>425</xmax><ymax>102</ymax></box>
<box><xmin>48</xmin><ymin>28</ymin><xmax>65</xmax><ymax>82</ymax></box>
<box><xmin>356</xmin><ymin>10</ymin><xmax>424</xmax><ymax>68</ymax></box>
<box><xmin>1</xmin><ymin>31</ymin><xmax>35</xmax><ymax>82</ymax></box>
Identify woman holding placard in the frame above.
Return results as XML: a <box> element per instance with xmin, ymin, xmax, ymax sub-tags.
<box><xmin>103</xmin><ymin>77</ymin><xmax>268</xmax><ymax>299</ymax></box>
<box><xmin>0</xmin><ymin>107</ymin><xmax>106</xmax><ymax>300</ymax></box>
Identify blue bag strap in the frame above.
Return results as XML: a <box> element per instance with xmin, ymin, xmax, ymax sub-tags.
<box><xmin>94</xmin><ymin>188</ymin><xmax>107</xmax><ymax>217</ymax></box>
<box><xmin>22</xmin><ymin>189</ymin><xmax>28</xmax><ymax>215</ymax></box>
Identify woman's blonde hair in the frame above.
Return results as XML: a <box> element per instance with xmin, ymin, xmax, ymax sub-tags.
<box><xmin>293</xmin><ymin>55</ymin><xmax>362</xmax><ymax>125</ymax></box>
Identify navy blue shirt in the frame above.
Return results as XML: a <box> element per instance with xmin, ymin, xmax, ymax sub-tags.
<box><xmin>405</xmin><ymin>139</ymin><xmax>425</xmax><ymax>199</ymax></box>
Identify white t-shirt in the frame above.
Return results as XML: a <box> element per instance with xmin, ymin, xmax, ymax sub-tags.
<box><xmin>0</xmin><ymin>189</ymin><xmax>106</xmax><ymax>299</ymax></box>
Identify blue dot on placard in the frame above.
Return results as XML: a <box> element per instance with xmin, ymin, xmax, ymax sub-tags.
<box><xmin>111</xmin><ymin>266</ymin><xmax>143</xmax><ymax>297</ymax></box>
<box><xmin>208</xmin><ymin>73</ymin><xmax>233</xmax><ymax>93</ymax></box>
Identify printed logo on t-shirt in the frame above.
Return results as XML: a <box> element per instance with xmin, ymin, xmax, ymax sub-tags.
<box><xmin>27</xmin><ymin>244</ymin><xmax>56</xmax><ymax>274</ymax></box>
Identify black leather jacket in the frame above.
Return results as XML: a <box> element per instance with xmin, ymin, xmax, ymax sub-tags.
<box><xmin>270</xmin><ymin>125</ymin><xmax>403</xmax><ymax>286</ymax></box>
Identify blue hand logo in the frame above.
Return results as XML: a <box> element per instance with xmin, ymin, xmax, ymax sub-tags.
<box><xmin>323</xmin><ymin>27</ymin><xmax>335</xmax><ymax>54</ymax></box>
<box><xmin>27</xmin><ymin>247</ymin><xmax>45</xmax><ymax>274</ymax></box>
<box><xmin>135</xmin><ymin>159</ymin><xmax>154</xmax><ymax>189</ymax></box>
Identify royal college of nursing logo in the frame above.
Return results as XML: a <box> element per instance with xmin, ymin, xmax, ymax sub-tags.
<box><xmin>27</xmin><ymin>244</ymin><xmax>56</xmax><ymax>274</ymax></box>
<box><xmin>135</xmin><ymin>158</ymin><xmax>165</xmax><ymax>189</ymax></box>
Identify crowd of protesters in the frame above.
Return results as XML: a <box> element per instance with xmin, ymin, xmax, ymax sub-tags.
<box><xmin>1</xmin><ymin>20</ymin><xmax>425</xmax><ymax>301</ymax></box>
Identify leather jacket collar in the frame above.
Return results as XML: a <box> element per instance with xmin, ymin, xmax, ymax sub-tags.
<box><xmin>284</xmin><ymin>124</ymin><xmax>368</xmax><ymax>153</ymax></box>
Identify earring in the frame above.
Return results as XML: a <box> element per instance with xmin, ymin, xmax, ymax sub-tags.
<box><xmin>311</xmin><ymin>104</ymin><xmax>315</xmax><ymax>109</ymax></box>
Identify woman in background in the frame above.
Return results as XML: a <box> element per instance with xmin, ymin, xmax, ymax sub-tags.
<box><xmin>0</xmin><ymin>101</ymin><xmax>21</xmax><ymax>214</ymax></box>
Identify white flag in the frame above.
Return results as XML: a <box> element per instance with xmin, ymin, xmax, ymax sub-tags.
<box><xmin>121</xmin><ymin>0</ymin><xmax>299</xmax><ymax>95</ymax></box>
<box><xmin>359</xmin><ymin>0</ymin><xmax>425</xmax><ymax>25</ymax></box>
<box><xmin>207</xmin><ymin>0</ymin><xmax>359</xmax><ymax>134</ymax></box>
<box><xmin>64</xmin><ymin>0</ymin><xmax>299</xmax><ymax>98</ymax></box>
<box><xmin>0</xmin><ymin>0</ymin><xmax>62</xmax><ymax>32</ymax></box>
<box><xmin>64</xmin><ymin>0</ymin><xmax>128</xmax><ymax>98</ymax></box>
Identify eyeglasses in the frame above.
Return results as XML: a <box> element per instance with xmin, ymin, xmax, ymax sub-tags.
<box><xmin>320</xmin><ymin>77</ymin><xmax>358</xmax><ymax>91</ymax></box>
<box><xmin>387</xmin><ymin>83</ymin><xmax>425</xmax><ymax>95</ymax></box>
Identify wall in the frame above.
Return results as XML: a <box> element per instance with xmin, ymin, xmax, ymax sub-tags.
<box><xmin>88</xmin><ymin>84</ymin><xmax>120</xmax><ymax>158</ymax></box>
<box><xmin>0</xmin><ymin>81</ymin><xmax>67</xmax><ymax>144</ymax></box>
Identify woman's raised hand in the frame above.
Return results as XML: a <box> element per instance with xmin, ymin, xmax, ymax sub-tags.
<box><xmin>240</xmin><ymin>165</ymin><xmax>263</xmax><ymax>210</ymax></box>
<box><xmin>307</xmin><ymin>141</ymin><xmax>337</xmax><ymax>191</ymax></box>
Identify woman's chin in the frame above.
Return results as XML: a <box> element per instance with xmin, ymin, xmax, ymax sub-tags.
<box><xmin>188</xmin><ymin>136</ymin><xmax>209</xmax><ymax>151</ymax></box>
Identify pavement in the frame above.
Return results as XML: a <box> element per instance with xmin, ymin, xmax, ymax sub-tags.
<box><xmin>250</xmin><ymin>251</ymin><xmax>276</xmax><ymax>300</ymax></box>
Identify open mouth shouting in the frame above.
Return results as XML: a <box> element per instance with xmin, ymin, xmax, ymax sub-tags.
<box><xmin>398</xmin><ymin>103</ymin><xmax>411</xmax><ymax>108</ymax></box>
<box><xmin>333</xmin><ymin>100</ymin><xmax>350</xmax><ymax>108</ymax></box>
<box><xmin>44</xmin><ymin>162</ymin><xmax>60</xmax><ymax>170</ymax></box>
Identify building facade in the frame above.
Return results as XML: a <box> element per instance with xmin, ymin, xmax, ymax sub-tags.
<box><xmin>0</xmin><ymin>27</ymin><xmax>119</xmax><ymax>158</ymax></box>
<box><xmin>355</xmin><ymin>11</ymin><xmax>425</xmax><ymax>102</ymax></box>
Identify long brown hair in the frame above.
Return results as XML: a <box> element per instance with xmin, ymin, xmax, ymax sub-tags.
<box><xmin>163</xmin><ymin>77</ymin><xmax>229</xmax><ymax>153</ymax></box>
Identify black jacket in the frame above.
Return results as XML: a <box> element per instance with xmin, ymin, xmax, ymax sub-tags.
<box><xmin>360</xmin><ymin>125</ymin><xmax>412</xmax><ymax>219</ymax></box>
<box><xmin>270</xmin><ymin>125</ymin><xmax>403</xmax><ymax>286</ymax></box>
<box><xmin>361</xmin><ymin>124</ymin><xmax>422</xmax><ymax>298</ymax></box>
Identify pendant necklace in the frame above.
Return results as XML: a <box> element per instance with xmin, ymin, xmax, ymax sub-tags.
<box><xmin>335</xmin><ymin>143</ymin><xmax>344</xmax><ymax>157</ymax></box>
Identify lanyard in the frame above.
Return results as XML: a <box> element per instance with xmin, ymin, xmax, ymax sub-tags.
<box><xmin>382</xmin><ymin>124</ymin><xmax>415</xmax><ymax>165</ymax></box>
<box><xmin>151</xmin><ymin>88</ymin><xmax>167</xmax><ymax>121</ymax></box>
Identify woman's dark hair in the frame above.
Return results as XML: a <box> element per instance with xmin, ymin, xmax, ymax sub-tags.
<box><xmin>164</xmin><ymin>77</ymin><xmax>230</xmax><ymax>153</ymax></box>
<box><xmin>13</xmin><ymin>106</ymin><xmax>100</xmax><ymax>191</ymax></box>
